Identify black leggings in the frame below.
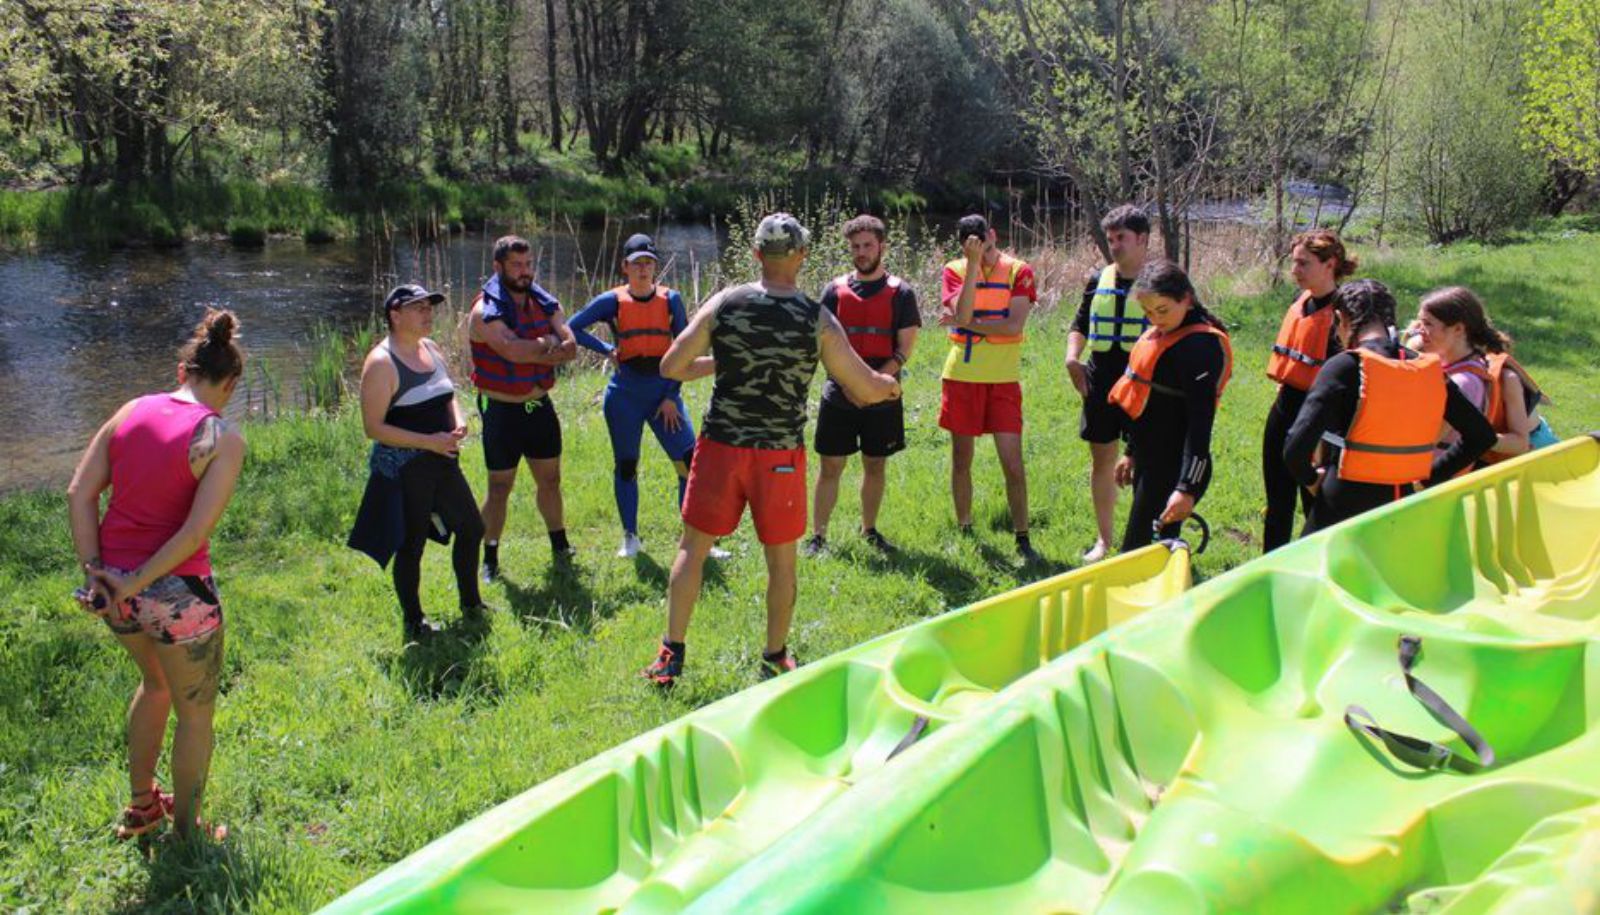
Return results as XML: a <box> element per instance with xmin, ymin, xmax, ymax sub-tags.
<box><xmin>395</xmin><ymin>453</ymin><xmax>485</xmax><ymax>625</ymax></box>
<box><xmin>1120</xmin><ymin>456</ymin><xmax>1210</xmax><ymax>552</ymax></box>
<box><xmin>1261</xmin><ymin>390</ymin><xmax>1314</xmax><ymax>552</ymax></box>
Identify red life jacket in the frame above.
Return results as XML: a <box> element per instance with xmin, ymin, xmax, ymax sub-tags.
<box><xmin>470</xmin><ymin>279</ymin><xmax>556</xmax><ymax>396</ymax></box>
<box><xmin>612</xmin><ymin>285</ymin><xmax>673</xmax><ymax>362</ymax></box>
<box><xmin>1109</xmin><ymin>322</ymin><xmax>1233</xmax><ymax>420</ymax></box>
<box><xmin>1329</xmin><ymin>349</ymin><xmax>1446</xmax><ymax>485</ymax></box>
<box><xmin>834</xmin><ymin>274</ymin><xmax>900</xmax><ymax>360</ymax></box>
<box><xmin>1266</xmin><ymin>291</ymin><xmax>1336</xmax><ymax>390</ymax></box>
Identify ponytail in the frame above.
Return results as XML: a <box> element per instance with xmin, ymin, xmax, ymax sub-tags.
<box><xmin>1419</xmin><ymin>286</ymin><xmax>1512</xmax><ymax>355</ymax></box>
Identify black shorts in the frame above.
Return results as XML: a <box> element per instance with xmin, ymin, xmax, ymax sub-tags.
<box><xmin>814</xmin><ymin>397</ymin><xmax>905</xmax><ymax>458</ymax></box>
<box><xmin>1078</xmin><ymin>357</ymin><xmax>1129</xmax><ymax>444</ymax></box>
<box><xmin>480</xmin><ymin>395</ymin><xmax>562</xmax><ymax>470</ymax></box>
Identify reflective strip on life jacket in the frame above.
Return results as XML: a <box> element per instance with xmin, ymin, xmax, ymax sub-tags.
<box><xmin>611</xmin><ymin>285</ymin><xmax>673</xmax><ymax>362</ymax></box>
<box><xmin>1265</xmin><ymin>291</ymin><xmax>1336</xmax><ymax>390</ymax></box>
<box><xmin>1333</xmin><ymin>349</ymin><xmax>1446</xmax><ymax>485</ymax></box>
<box><xmin>1088</xmin><ymin>264</ymin><xmax>1147</xmax><ymax>352</ymax></box>
<box><xmin>947</xmin><ymin>255</ymin><xmax>1025</xmax><ymax>362</ymax></box>
<box><xmin>1108</xmin><ymin>321</ymin><xmax>1233</xmax><ymax>420</ymax></box>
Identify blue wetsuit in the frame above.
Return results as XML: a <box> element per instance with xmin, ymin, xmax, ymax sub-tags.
<box><xmin>569</xmin><ymin>287</ymin><xmax>697</xmax><ymax>535</ymax></box>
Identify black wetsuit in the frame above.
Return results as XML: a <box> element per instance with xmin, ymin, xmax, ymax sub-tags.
<box><xmin>1121</xmin><ymin>311</ymin><xmax>1226</xmax><ymax>551</ymax></box>
<box><xmin>1261</xmin><ymin>290</ymin><xmax>1341</xmax><ymax>551</ymax></box>
<box><xmin>1283</xmin><ymin>338</ymin><xmax>1496</xmax><ymax>536</ymax></box>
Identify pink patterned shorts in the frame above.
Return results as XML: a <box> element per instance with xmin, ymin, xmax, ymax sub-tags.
<box><xmin>103</xmin><ymin>570</ymin><xmax>223</xmax><ymax>645</ymax></box>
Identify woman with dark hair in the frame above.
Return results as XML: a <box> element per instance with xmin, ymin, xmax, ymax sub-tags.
<box><xmin>352</xmin><ymin>284</ymin><xmax>486</xmax><ymax>643</ymax></box>
<box><xmin>1284</xmin><ymin>280</ymin><xmax>1495</xmax><ymax>535</ymax></box>
<box><xmin>68</xmin><ymin>308</ymin><xmax>247</xmax><ymax>842</ymax></box>
<box><xmin>1261</xmin><ymin>229</ymin><xmax>1358</xmax><ymax>551</ymax></box>
<box><xmin>1409</xmin><ymin>286</ymin><xmax>1546</xmax><ymax>464</ymax></box>
<box><xmin>1109</xmin><ymin>260</ymin><xmax>1233</xmax><ymax>551</ymax></box>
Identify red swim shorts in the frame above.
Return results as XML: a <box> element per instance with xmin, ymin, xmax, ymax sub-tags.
<box><xmin>938</xmin><ymin>379</ymin><xmax>1024</xmax><ymax>436</ymax></box>
<box><xmin>682</xmin><ymin>437</ymin><xmax>807</xmax><ymax>545</ymax></box>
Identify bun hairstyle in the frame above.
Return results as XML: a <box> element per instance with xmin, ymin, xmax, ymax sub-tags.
<box><xmin>180</xmin><ymin>307</ymin><xmax>245</xmax><ymax>382</ymax></box>
<box><xmin>1133</xmin><ymin>259</ymin><xmax>1226</xmax><ymax>330</ymax></box>
<box><xmin>1420</xmin><ymin>286</ymin><xmax>1512</xmax><ymax>355</ymax></box>
<box><xmin>1333</xmin><ymin>278</ymin><xmax>1397</xmax><ymax>335</ymax></box>
<box><xmin>1291</xmin><ymin>228</ymin><xmax>1359</xmax><ymax>279</ymax></box>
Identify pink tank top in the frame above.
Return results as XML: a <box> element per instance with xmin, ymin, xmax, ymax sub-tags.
<box><xmin>98</xmin><ymin>393</ymin><xmax>220</xmax><ymax>577</ymax></box>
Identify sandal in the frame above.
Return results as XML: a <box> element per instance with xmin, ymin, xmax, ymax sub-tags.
<box><xmin>115</xmin><ymin>786</ymin><xmax>174</xmax><ymax>840</ymax></box>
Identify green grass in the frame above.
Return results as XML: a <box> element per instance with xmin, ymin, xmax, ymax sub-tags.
<box><xmin>3</xmin><ymin>230</ymin><xmax>1600</xmax><ymax>911</ymax></box>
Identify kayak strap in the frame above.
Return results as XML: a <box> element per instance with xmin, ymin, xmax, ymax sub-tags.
<box><xmin>1154</xmin><ymin>511</ymin><xmax>1210</xmax><ymax>555</ymax></box>
<box><xmin>887</xmin><ymin>715</ymin><xmax>930</xmax><ymax>761</ymax></box>
<box><xmin>1344</xmin><ymin>635</ymin><xmax>1495</xmax><ymax>773</ymax></box>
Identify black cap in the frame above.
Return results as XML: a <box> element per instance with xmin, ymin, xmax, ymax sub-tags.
<box><xmin>384</xmin><ymin>284</ymin><xmax>445</xmax><ymax>312</ymax></box>
<box><xmin>957</xmin><ymin>214</ymin><xmax>989</xmax><ymax>242</ymax></box>
<box><xmin>622</xmin><ymin>234</ymin><xmax>659</xmax><ymax>263</ymax></box>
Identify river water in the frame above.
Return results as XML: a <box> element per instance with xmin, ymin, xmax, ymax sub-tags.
<box><xmin>0</xmin><ymin>223</ymin><xmax>724</xmax><ymax>492</ymax></box>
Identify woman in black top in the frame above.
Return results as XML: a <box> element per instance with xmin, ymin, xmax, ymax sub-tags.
<box><xmin>1284</xmin><ymin>280</ymin><xmax>1495</xmax><ymax>536</ymax></box>
<box><xmin>1112</xmin><ymin>261</ymin><xmax>1231</xmax><ymax>552</ymax></box>
<box><xmin>357</xmin><ymin>284</ymin><xmax>486</xmax><ymax>642</ymax></box>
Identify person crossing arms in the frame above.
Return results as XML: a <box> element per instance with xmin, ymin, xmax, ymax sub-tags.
<box><xmin>469</xmin><ymin>235</ymin><xmax>578</xmax><ymax>579</ymax></box>
<box><xmin>1261</xmin><ymin>230</ymin><xmax>1356</xmax><ymax>551</ymax></box>
<box><xmin>804</xmin><ymin>215</ymin><xmax>921</xmax><ymax>556</ymax></box>
<box><xmin>641</xmin><ymin>213</ymin><xmax>902</xmax><ymax>688</ymax></box>
<box><xmin>1065</xmin><ymin>205</ymin><xmax>1152</xmax><ymax>562</ymax></box>
<box><xmin>1108</xmin><ymin>261</ymin><xmax>1232</xmax><ymax>551</ymax></box>
<box><xmin>939</xmin><ymin>214</ymin><xmax>1041</xmax><ymax>564</ymax></box>
<box><xmin>569</xmin><ymin>234</ymin><xmax>710</xmax><ymax>558</ymax></box>
<box><xmin>1284</xmin><ymin>279</ymin><xmax>1495</xmax><ymax>535</ymax></box>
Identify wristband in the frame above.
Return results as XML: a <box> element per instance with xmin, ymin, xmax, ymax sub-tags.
<box><xmin>891</xmin><ymin>350</ymin><xmax>908</xmax><ymax>367</ymax></box>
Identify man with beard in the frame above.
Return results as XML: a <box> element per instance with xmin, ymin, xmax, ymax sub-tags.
<box><xmin>468</xmin><ymin>235</ymin><xmax>579</xmax><ymax>578</ymax></box>
<box><xmin>803</xmin><ymin>214</ymin><xmax>921</xmax><ymax>556</ymax></box>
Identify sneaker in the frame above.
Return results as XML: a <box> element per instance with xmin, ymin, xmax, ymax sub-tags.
<box><xmin>1081</xmin><ymin>540</ymin><xmax>1109</xmax><ymax>564</ymax></box>
<box><xmin>480</xmin><ymin>562</ymin><xmax>499</xmax><ymax>584</ymax></box>
<box><xmin>1017</xmin><ymin>542</ymin><xmax>1044</xmax><ymax>565</ymax></box>
<box><xmin>553</xmin><ymin>545</ymin><xmax>578</xmax><ymax>564</ymax></box>
<box><xmin>862</xmin><ymin>528</ymin><xmax>896</xmax><ymax>554</ymax></box>
<box><xmin>957</xmin><ymin>523</ymin><xmax>975</xmax><ymax>537</ymax></box>
<box><xmin>617</xmin><ymin>532</ymin><xmax>643</xmax><ymax>558</ymax></box>
<box><xmin>760</xmin><ymin>647</ymin><xmax>799</xmax><ymax>680</ymax></box>
<box><xmin>403</xmin><ymin>617</ymin><xmax>442</xmax><ymax>644</ymax></box>
<box><xmin>641</xmin><ymin>640</ymin><xmax>683</xmax><ymax>688</ymax></box>
<box><xmin>708</xmin><ymin>545</ymin><xmax>733</xmax><ymax>561</ymax></box>
<box><xmin>460</xmin><ymin>604</ymin><xmax>491</xmax><ymax>628</ymax></box>
<box><xmin>802</xmin><ymin>534</ymin><xmax>827</xmax><ymax>557</ymax></box>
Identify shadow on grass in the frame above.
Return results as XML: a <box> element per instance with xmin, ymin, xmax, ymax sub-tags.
<box><xmin>860</xmin><ymin>544</ymin><xmax>987</xmax><ymax>611</ymax></box>
<box><xmin>386</xmin><ymin>618</ymin><xmax>495</xmax><ymax>702</ymax></box>
<box><xmin>111</xmin><ymin>833</ymin><xmax>266</xmax><ymax>915</ymax></box>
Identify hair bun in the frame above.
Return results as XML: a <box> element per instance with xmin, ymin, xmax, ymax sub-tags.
<box><xmin>204</xmin><ymin>309</ymin><xmax>237</xmax><ymax>347</ymax></box>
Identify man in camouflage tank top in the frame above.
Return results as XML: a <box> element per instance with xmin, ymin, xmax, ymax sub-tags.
<box><xmin>641</xmin><ymin>213</ymin><xmax>903</xmax><ymax>688</ymax></box>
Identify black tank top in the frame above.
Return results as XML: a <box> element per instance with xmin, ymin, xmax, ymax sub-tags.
<box><xmin>702</xmin><ymin>283</ymin><xmax>821</xmax><ymax>449</ymax></box>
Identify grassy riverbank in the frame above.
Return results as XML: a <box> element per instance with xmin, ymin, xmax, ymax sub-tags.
<box><xmin>3</xmin><ymin>229</ymin><xmax>1600</xmax><ymax>911</ymax></box>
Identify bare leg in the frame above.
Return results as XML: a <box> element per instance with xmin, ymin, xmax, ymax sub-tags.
<box><xmin>811</xmin><ymin>455</ymin><xmax>847</xmax><ymax>538</ymax></box>
<box><xmin>529</xmin><ymin>456</ymin><xmax>564</xmax><ymax>532</ymax></box>
<box><xmin>1089</xmin><ymin>441</ymin><xmax>1120</xmax><ymax>555</ymax></box>
<box><xmin>666</xmin><ymin>524</ymin><xmax>717</xmax><ymax>643</ymax></box>
<box><xmin>994</xmin><ymin>433</ymin><xmax>1029</xmax><ymax>533</ymax></box>
<box><xmin>112</xmin><ymin>631</ymin><xmax>171</xmax><ymax>804</ymax></box>
<box><xmin>762</xmin><ymin>539</ymin><xmax>798</xmax><ymax>654</ymax></box>
<box><xmin>950</xmin><ymin>434</ymin><xmax>976</xmax><ymax>527</ymax></box>
<box><xmin>480</xmin><ymin>469</ymin><xmax>517</xmax><ymax>543</ymax></box>
<box><xmin>152</xmin><ymin>628</ymin><xmax>224</xmax><ymax>837</ymax></box>
<box><xmin>860</xmin><ymin>455</ymin><xmax>887</xmax><ymax>531</ymax></box>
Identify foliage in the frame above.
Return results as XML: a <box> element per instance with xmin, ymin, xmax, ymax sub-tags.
<box><xmin>1523</xmin><ymin>0</ymin><xmax>1600</xmax><ymax>176</ymax></box>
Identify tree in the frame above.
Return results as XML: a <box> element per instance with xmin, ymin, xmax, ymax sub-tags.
<box><xmin>1523</xmin><ymin>0</ymin><xmax>1600</xmax><ymax>210</ymax></box>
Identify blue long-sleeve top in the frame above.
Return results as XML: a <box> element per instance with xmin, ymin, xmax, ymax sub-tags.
<box><xmin>569</xmin><ymin>286</ymin><xmax>689</xmax><ymax>397</ymax></box>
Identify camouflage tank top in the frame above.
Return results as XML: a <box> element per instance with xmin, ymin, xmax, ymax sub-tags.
<box><xmin>702</xmin><ymin>283</ymin><xmax>822</xmax><ymax>449</ymax></box>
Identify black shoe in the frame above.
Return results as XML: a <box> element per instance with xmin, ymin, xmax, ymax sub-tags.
<box><xmin>552</xmin><ymin>545</ymin><xmax>578</xmax><ymax>564</ymax></box>
<box><xmin>958</xmin><ymin>523</ymin><xmax>975</xmax><ymax>537</ymax></box>
<box><xmin>802</xmin><ymin>534</ymin><xmax>827</xmax><ymax>557</ymax></box>
<box><xmin>480</xmin><ymin>562</ymin><xmax>499</xmax><ymax>584</ymax></box>
<box><xmin>1017</xmin><ymin>542</ymin><xmax>1044</xmax><ymax>565</ymax></box>
<box><xmin>460</xmin><ymin>604</ymin><xmax>490</xmax><ymax>627</ymax></box>
<box><xmin>403</xmin><ymin>617</ymin><xmax>442</xmax><ymax>644</ymax></box>
<box><xmin>863</xmin><ymin>528</ymin><xmax>897</xmax><ymax>554</ymax></box>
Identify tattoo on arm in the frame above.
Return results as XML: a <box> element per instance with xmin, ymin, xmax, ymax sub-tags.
<box><xmin>189</xmin><ymin>416</ymin><xmax>223</xmax><ymax>466</ymax></box>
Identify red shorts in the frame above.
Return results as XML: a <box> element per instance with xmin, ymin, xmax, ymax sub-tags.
<box><xmin>939</xmin><ymin>379</ymin><xmax>1024</xmax><ymax>436</ymax></box>
<box><xmin>682</xmin><ymin>438</ymin><xmax>807</xmax><ymax>545</ymax></box>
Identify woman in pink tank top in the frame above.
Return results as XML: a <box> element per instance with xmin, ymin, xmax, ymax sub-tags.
<box><xmin>67</xmin><ymin>309</ymin><xmax>247</xmax><ymax>844</ymax></box>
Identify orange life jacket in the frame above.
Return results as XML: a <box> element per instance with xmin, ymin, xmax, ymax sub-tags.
<box><xmin>834</xmin><ymin>274</ymin><xmax>899</xmax><ymax>360</ymax></box>
<box><xmin>1445</xmin><ymin>352</ymin><xmax>1546</xmax><ymax>465</ymax></box>
<box><xmin>1109</xmin><ymin>322</ymin><xmax>1233</xmax><ymax>420</ymax></box>
<box><xmin>612</xmin><ymin>285</ymin><xmax>673</xmax><ymax>362</ymax></box>
<box><xmin>1266</xmin><ymin>291</ymin><xmax>1336</xmax><ymax>390</ymax></box>
<box><xmin>946</xmin><ymin>254</ymin><xmax>1025</xmax><ymax>361</ymax></box>
<box><xmin>1327</xmin><ymin>349</ymin><xmax>1446</xmax><ymax>485</ymax></box>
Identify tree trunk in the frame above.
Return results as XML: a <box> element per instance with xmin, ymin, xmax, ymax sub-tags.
<box><xmin>544</xmin><ymin>0</ymin><xmax>563</xmax><ymax>150</ymax></box>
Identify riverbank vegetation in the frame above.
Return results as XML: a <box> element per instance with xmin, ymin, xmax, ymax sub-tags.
<box><xmin>4</xmin><ymin>221</ymin><xmax>1600</xmax><ymax>911</ymax></box>
<box><xmin>5</xmin><ymin>0</ymin><xmax>1600</xmax><ymax>250</ymax></box>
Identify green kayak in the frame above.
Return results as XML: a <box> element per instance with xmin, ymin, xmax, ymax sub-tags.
<box><xmin>319</xmin><ymin>541</ymin><xmax>1192</xmax><ymax>913</ymax></box>
<box><xmin>693</xmin><ymin>435</ymin><xmax>1600</xmax><ymax>914</ymax></box>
